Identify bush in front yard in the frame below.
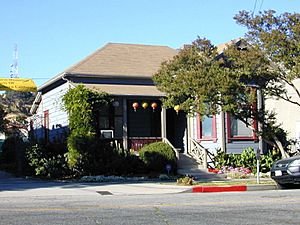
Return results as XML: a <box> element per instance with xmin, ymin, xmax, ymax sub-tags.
<box><xmin>0</xmin><ymin>136</ymin><xmax>28</xmax><ymax>175</ymax></box>
<box><xmin>214</xmin><ymin>147</ymin><xmax>280</xmax><ymax>174</ymax></box>
<box><xmin>26</xmin><ymin>141</ymin><xmax>70</xmax><ymax>178</ymax></box>
<box><xmin>139</xmin><ymin>142</ymin><xmax>177</xmax><ymax>174</ymax></box>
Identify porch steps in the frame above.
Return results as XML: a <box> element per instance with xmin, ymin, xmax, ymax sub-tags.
<box><xmin>177</xmin><ymin>153</ymin><xmax>225</xmax><ymax>181</ymax></box>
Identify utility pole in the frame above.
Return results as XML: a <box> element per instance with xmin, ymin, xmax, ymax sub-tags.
<box><xmin>256</xmin><ymin>88</ymin><xmax>264</xmax><ymax>184</ymax></box>
<box><xmin>10</xmin><ymin>44</ymin><xmax>19</xmax><ymax>78</ymax></box>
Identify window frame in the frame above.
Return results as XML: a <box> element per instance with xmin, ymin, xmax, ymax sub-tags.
<box><xmin>226</xmin><ymin>112</ymin><xmax>258</xmax><ymax>142</ymax></box>
<box><xmin>43</xmin><ymin>110</ymin><xmax>49</xmax><ymax>140</ymax></box>
<box><xmin>197</xmin><ymin>114</ymin><xmax>217</xmax><ymax>143</ymax></box>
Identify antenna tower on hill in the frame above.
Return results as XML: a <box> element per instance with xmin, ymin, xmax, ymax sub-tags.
<box><xmin>9</xmin><ymin>44</ymin><xmax>19</xmax><ymax>78</ymax></box>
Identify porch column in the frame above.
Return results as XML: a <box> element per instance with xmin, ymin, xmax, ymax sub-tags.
<box><xmin>122</xmin><ymin>98</ymin><xmax>128</xmax><ymax>149</ymax></box>
<box><xmin>186</xmin><ymin>115</ymin><xmax>192</xmax><ymax>154</ymax></box>
<box><xmin>161</xmin><ymin>107</ymin><xmax>167</xmax><ymax>139</ymax></box>
<box><xmin>220</xmin><ymin>111</ymin><xmax>226</xmax><ymax>153</ymax></box>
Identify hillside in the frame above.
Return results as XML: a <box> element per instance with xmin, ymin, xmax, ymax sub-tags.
<box><xmin>0</xmin><ymin>91</ymin><xmax>35</xmax><ymax>119</ymax></box>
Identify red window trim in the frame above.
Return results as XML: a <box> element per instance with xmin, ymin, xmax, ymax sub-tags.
<box><xmin>226</xmin><ymin>112</ymin><xmax>258</xmax><ymax>142</ymax></box>
<box><xmin>43</xmin><ymin>110</ymin><xmax>49</xmax><ymax>128</ymax></box>
<box><xmin>43</xmin><ymin>110</ymin><xmax>49</xmax><ymax>140</ymax></box>
<box><xmin>197</xmin><ymin>114</ymin><xmax>217</xmax><ymax>143</ymax></box>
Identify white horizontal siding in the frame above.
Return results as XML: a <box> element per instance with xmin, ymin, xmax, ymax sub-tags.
<box><xmin>226</xmin><ymin>142</ymin><xmax>259</xmax><ymax>154</ymax></box>
<box><xmin>42</xmin><ymin>82</ymin><xmax>70</xmax><ymax>128</ymax></box>
<box><xmin>32</xmin><ymin>83</ymin><xmax>71</xmax><ymax>137</ymax></box>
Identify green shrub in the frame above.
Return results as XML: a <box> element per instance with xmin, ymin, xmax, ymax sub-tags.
<box><xmin>66</xmin><ymin>132</ymin><xmax>94</xmax><ymax>171</ymax></box>
<box><xmin>260</xmin><ymin>149</ymin><xmax>281</xmax><ymax>173</ymax></box>
<box><xmin>0</xmin><ymin>136</ymin><xmax>28</xmax><ymax>175</ymax></box>
<box><xmin>106</xmin><ymin>153</ymin><xmax>145</xmax><ymax>176</ymax></box>
<box><xmin>66</xmin><ymin>132</ymin><xmax>143</xmax><ymax>176</ymax></box>
<box><xmin>214</xmin><ymin>148</ymin><xmax>240</xmax><ymax>168</ymax></box>
<box><xmin>139</xmin><ymin>142</ymin><xmax>177</xmax><ymax>174</ymax></box>
<box><xmin>239</xmin><ymin>147</ymin><xmax>257</xmax><ymax>171</ymax></box>
<box><xmin>62</xmin><ymin>85</ymin><xmax>115</xmax><ymax>176</ymax></box>
<box><xmin>177</xmin><ymin>176</ymin><xmax>194</xmax><ymax>185</ymax></box>
<box><xmin>26</xmin><ymin>141</ymin><xmax>70</xmax><ymax>178</ymax></box>
<box><xmin>214</xmin><ymin>147</ymin><xmax>280</xmax><ymax>174</ymax></box>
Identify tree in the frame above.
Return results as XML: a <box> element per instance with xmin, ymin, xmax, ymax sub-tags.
<box><xmin>0</xmin><ymin>105</ymin><xmax>7</xmax><ymax>133</ymax></box>
<box><xmin>154</xmin><ymin>38</ymin><xmax>266</xmax><ymax>116</ymax></box>
<box><xmin>154</xmin><ymin>10</ymin><xmax>300</xmax><ymax>158</ymax></box>
<box><xmin>231</xmin><ymin>10</ymin><xmax>300</xmax><ymax>157</ymax></box>
<box><xmin>0</xmin><ymin>91</ymin><xmax>35</xmax><ymax>115</ymax></box>
<box><xmin>234</xmin><ymin>10</ymin><xmax>300</xmax><ymax>107</ymax></box>
<box><xmin>0</xmin><ymin>91</ymin><xmax>35</xmax><ymax>137</ymax></box>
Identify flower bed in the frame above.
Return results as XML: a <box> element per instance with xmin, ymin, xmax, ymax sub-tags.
<box><xmin>208</xmin><ymin>166</ymin><xmax>252</xmax><ymax>179</ymax></box>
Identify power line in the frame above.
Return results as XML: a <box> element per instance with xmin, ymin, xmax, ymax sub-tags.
<box><xmin>9</xmin><ymin>44</ymin><xmax>19</xmax><ymax>78</ymax></box>
<box><xmin>1</xmin><ymin>77</ymin><xmax>51</xmax><ymax>80</ymax></box>
<box><xmin>252</xmin><ymin>0</ymin><xmax>258</xmax><ymax>18</ymax></box>
<box><xmin>252</xmin><ymin>0</ymin><xmax>264</xmax><ymax>17</ymax></box>
<box><xmin>259</xmin><ymin>0</ymin><xmax>264</xmax><ymax>12</ymax></box>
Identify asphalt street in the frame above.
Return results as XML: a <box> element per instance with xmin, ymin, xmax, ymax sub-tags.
<box><xmin>0</xmin><ymin>172</ymin><xmax>300</xmax><ymax>225</ymax></box>
<box><xmin>1</xmin><ymin>187</ymin><xmax>300</xmax><ymax>225</ymax></box>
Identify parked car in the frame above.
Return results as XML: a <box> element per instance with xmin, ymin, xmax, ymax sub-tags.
<box><xmin>271</xmin><ymin>155</ymin><xmax>300</xmax><ymax>188</ymax></box>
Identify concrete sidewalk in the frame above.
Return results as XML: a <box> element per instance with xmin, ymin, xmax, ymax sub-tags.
<box><xmin>0</xmin><ymin>170</ymin><xmax>278</xmax><ymax>196</ymax></box>
<box><xmin>80</xmin><ymin>181</ymin><xmax>278</xmax><ymax>195</ymax></box>
<box><xmin>0</xmin><ymin>181</ymin><xmax>277</xmax><ymax>197</ymax></box>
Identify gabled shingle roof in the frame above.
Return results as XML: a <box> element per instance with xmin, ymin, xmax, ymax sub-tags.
<box><xmin>66</xmin><ymin>43</ymin><xmax>177</xmax><ymax>77</ymax></box>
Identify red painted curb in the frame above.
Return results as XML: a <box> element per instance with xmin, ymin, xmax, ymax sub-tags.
<box><xmin>192</xmin><ymin>185</ymin><xmax>247</xmax><ymax>193</ymax></box>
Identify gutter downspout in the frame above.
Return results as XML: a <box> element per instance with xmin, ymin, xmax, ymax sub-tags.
<box><xmin>62</xmin><ymin>73</ymin><xmax>74</xmax><ymax>89</ymax></box>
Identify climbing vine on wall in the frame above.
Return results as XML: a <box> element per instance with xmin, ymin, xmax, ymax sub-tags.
<box><xmin>62</xmin><ymin>84</ymin><xmax>112</xmax><ymax>134</ymax></box>
<box><xmin>62</xmin><ymin>84</ymin><xmax>112</xmax><ymax>171</ymax></box>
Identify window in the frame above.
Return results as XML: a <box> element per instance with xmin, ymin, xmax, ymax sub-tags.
<box><xmin>227</xmin><ymin>114</ymin><xmax>257</xmax><ymax>142</ymax></box>
<box><xmin>96</xmin><ymin>99</ymin><xmax>124</xmax><ymax>139</ymax></box>
<box><xmin>197</xmin><ymin>115</ymin><xmax>217</xmax><ymax>142</ymax></box>
<box><xmin>113</xmin><ymin>99</ymin><xmax>123</xmax><ymax>139</ymax></box>
<box><xmin>98</xmin><ymin>106</ymin><xmax>110</xmax><ymax>129</ymax></box>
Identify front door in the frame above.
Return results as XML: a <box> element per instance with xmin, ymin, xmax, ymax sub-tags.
<box><xmin>166</xmin><ymin>109</ymin><xmax>187</xmax><ymax>152</ymax></box>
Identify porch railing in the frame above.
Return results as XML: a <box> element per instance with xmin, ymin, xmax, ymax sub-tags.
<box><xmin>162</xmin><ymin>137</ymin><xmax>180</xmax><ymax>160</ymax></box>
<box><xmin>129</xmin><ymin>137</ymin><xmax>162</xmax><ymax>151</ymax></box>
<box><xmin>128</xmin><ymin>137</ymin><xmax>179</xmax><ymax>160</ymax></box>
<box><xmin>188</xmin><ymin>138</ymin><xmax>216</xmax><ymax>169</ymax></box>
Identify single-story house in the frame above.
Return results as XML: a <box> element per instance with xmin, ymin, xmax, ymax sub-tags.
<box><xmin>30</xmin><ymin>42</ymin><xmax>259</xmax><ymax>163</ymax></box>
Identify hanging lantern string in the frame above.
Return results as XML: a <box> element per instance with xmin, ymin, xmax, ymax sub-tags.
<box><xmin>151</xmin><ymin>102</ymin><xmax>158</xmax><ymax>112</ymax></box>
<box><xmin>142</xmin><ymin>102</ymin><xmax>148</xmax><ymax>109</ymax></box>
<box><xmin>174</xmin><ymin>105</ymin><xmax>180</xmax><ymax>115</ymax></box>
<box><xmin>132</xmin><ymin>102</ymin><xmax>139</xmax><ymax>112</ymax></box>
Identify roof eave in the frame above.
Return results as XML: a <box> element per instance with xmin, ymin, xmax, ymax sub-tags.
<box><xmin>37</xmin><ymin>72</ymin><xmax>66</xmax><ymax>92</ymax></box>
<box><xmin>29</xmin><ymin>92</ymin><xmax>42</xmax><ymax>114</ymax></box>
<box><xmin>64</xmin><ymin>72</ymin><xmax>154</xmax><ymax>81</ymax></box>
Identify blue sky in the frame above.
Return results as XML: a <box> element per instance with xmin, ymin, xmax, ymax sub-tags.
<box><xmin>0</xmin><ymin>0</ymin><xmax>299</xmax><ymax>86</ymax></box>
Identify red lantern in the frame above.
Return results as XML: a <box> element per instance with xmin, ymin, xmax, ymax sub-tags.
<box><xmin>132</xmin><ymin>102</ymin><xmax>139</xmax><ymax>112</ymax></box>
<box><xmin>151</xmin><ymin>102</ymin><xmax>158</xmax><ymax>111</ymax></box>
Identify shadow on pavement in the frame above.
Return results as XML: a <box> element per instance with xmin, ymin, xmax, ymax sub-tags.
<box><xmin>0</xmin><ymin>170</ymin><xmax>183</xmax><ymax>192</ymax></box>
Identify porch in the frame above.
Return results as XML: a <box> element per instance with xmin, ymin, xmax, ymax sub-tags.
<box><xmin>98</xmin><ymin>97</ymin><xmax>187</xmax><ymax>153</ymax></box>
